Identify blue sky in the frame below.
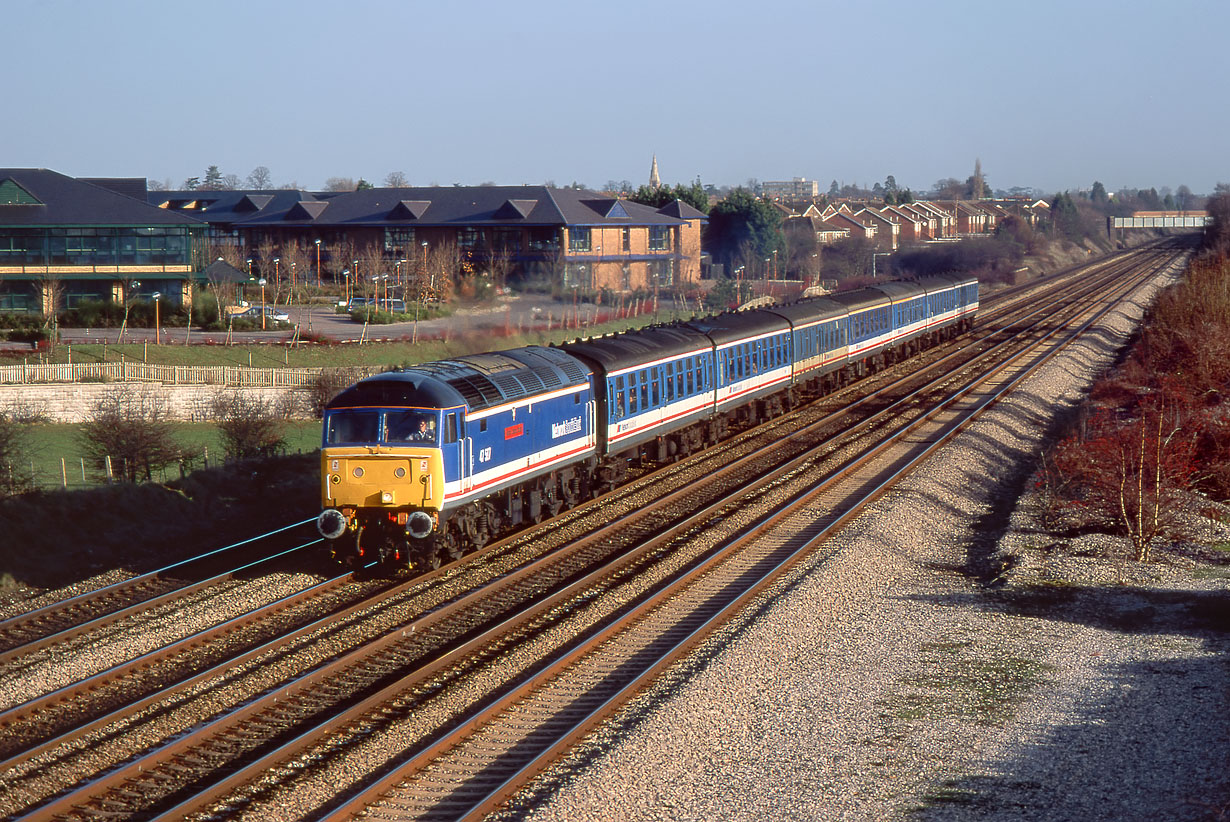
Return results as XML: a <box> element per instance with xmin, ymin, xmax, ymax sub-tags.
<box><xmin>8</xmin><ymin>0</ymin><xmax>1228</xmax><ymax>195</ymax></box>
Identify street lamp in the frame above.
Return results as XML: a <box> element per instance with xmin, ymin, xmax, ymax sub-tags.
<box><xmin>871</xmin><ymin>252</ymin><xmax>892</xmax><ymax>278</ymax></box>
<box><xmin>315</xmin><ymin>239</ymin><xmax>322</xmax><ymax>287</ymax></box>
<box><xmin>151</xmin><ymin>292</ymin><xmax>161</xmax><ymax>345</ymax></box>
<box><xmin>258</xmin><ymin>278</ymin><xmax>267</xmax><ymax>329</ymax></box>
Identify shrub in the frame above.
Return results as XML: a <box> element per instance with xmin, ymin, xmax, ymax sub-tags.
<box><xmin>79</xmin><ymin>386</ymin><xmax>182</xmax><ymax>482</ymax></box>
<box><xmin>58</xmin><ymin>299</ymin><xmax>125</xmax><ymax>328</ymax></box>
<box><xmin>213</xmin><ymin>391</ymin><xmax>287</xmax><ymax>459</ymax></box>
<box><xmin>0</xmin><ymin>413</ymin><xmax>33</xmax><ymax>498</ymax></box>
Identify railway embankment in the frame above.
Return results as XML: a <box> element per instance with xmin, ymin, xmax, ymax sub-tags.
<box><xmin>0</xmin><ymin>452</ymin><xmax>319</xmax><ymax>599</ymax></box>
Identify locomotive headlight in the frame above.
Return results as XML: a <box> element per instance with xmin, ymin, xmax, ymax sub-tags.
<box><xmin>317</xmin><ymin>508</ymin><xmax>347</xmax><ymax>540</ymax></box>
<box><xmin>381</xmin><ymin>490</ymin><xmax>395</xmax><ymax>504</ymax></box>
<box><xmin>353</xmin><ymin>466</ymin><xmax>365</xmax><ymax>478</ymax></box>
<box><xmin>394</xmin><ymin>467</ymin><xmax>406</xmax><ymax>478</ymax></box>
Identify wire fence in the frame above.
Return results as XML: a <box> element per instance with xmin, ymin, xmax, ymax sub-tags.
<box><xmin>23</xmin><ymin>448</ymin><xmax>219</xmax><ymax>490</ymax></box>
<box><xmin>21</xmin><ymin>443</ymin><xmax>321</xmax><ymax>491</ymax></box>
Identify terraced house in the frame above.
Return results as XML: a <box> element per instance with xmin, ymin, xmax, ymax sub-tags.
<box><xmin>153</xmin><ymin>185</ymin><xmax>706</xmax><ymax>295</ymax></box>
<box><xmin>0</xmin><ymin>169</ymin><xmax>204</xmax><ymax>313</ymax></box>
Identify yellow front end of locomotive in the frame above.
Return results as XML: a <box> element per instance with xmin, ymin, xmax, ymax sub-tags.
<box><xmin>321</xmin><ymin>447</ymin><xmax>445</xmax><ymax>513</ymax></box>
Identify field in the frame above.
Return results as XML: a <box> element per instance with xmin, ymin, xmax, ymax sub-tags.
<box><xmin>18</xmin><ymin>421</ymin><xmax>323</xmax><ymax>490</ymax></box>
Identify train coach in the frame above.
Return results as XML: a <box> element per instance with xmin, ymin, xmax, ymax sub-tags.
<box><xmin>316</xmin><ymin>274</ymin><xmax>978</xmax><ymax>571</ymax></box>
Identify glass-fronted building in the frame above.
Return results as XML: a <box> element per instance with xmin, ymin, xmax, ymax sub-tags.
<box><xmin>0</xmin><ymin>170</ymin><xmax>204</xmax><ymax>313</ymax></box>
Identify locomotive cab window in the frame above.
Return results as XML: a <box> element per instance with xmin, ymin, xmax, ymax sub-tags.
<box><xmin>384</xmin><ymin>410</ymin><xmax>438</xmax><ymax>444</ymax></box>
<box><xmin>326</xmin><ymin>410</ymin><xmax>380</xmax><ymax>445</ymax></box>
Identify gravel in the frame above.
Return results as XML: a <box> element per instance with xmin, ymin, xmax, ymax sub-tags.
<box><xmin>491</xmin><ymin>258</ymin><xmax>1230</xmax><ymax>821</ymax></box>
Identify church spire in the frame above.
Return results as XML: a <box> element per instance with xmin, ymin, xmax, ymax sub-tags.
<box><xmin>649</xmin><ymin>154</ymin><xmax>661</xmax><ymax>189</ymax></box>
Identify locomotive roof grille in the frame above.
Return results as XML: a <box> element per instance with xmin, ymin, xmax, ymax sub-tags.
<box><xmin>446</xmin><ymin>374</ymin><xmax>504</xmax><ymax>408</ymax></box>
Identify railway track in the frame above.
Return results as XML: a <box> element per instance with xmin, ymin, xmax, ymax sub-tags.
<box><xmin>0</xmin><ymin>518</ymin><xmax>320</xmax><ymax>664</ymax></box>
<box><xmin>0</xmin><ymin>241</ymin><xmax>1188</xmax><ymax>821</ymax></box>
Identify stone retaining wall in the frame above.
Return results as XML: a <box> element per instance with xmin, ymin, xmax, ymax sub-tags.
<box><xmin>0</xmin><ymin>382</ymin><xmax>314</xmax><ymax>422</ymax></box>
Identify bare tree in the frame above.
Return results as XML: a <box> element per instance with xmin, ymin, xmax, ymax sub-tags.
<box><xmin>246</xmin><ymin>166</ymin><xmax>273</xmax><ymax>189</ymax></box>
<box><xmin>426</xmin><ymin>243</ymin><xmax>459</xmax><ymax>304</ymax></box>
<box><xmin>331</xmin><ymin>238</ymin><xmax>357</xmax><ymax>297</ymax></box>
<box><xmin>359</xmin><ymin>245</ymin><xmax>390</xmax><ymax>307</ymax></box>
<box><xmin>79</xmin><ymin>386</ymin><xmax>182</xmax><ymax>483</ymax></box>
<box><xmin>278</xmin><ymin>238</ymin><xmax>311</xmax><ymax>307</ymax></box>
<box><xmin>254</xmin><ymin>237</ymin><xmax>280</xmax><ymax>307</ymax></box>
<box><xmin>212</xmin><ymin>391</ymin><xmax>287</xmax><ymax>459</ymax></box>
<box><xmin>204</xmin><ymin>242</ymin><xmax>248</xmax><ymax>326</ymax></box>
<box><xmin>783</xmin><ymin>219</ymin><xmax>819</xmax><ymax>281</ymax></box>
<box><xmin>116</xmin><ymin>269</ymin><xmax>144</xmax><ymax>342</ymax></box>
<box><xmin>36</xmin><ymin>270</ymin><xmax>63</xmax><ymax>351</ymax></box>
<box><xmin>323</xmin><ymin>177</ymin><xmax>357</xmax><ymax>192</ymax></box>
<box><xmin>384</xmin><ymin>171</ymin><xmax>409</xmax><ymax>187</ymax></box>
<box><xmin>486</xmin><ymin>244</ymin><xmax>515</xmax><ymax>295</ymax></box>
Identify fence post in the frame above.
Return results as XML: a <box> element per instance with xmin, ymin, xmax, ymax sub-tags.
<box><xmin>105</xmin><ymin>455</ymin><xmax>113</xmax><ymax>483</ymax></box>
<box><xmin>80</xmin><ymin>457</ymin><xmax>86</xmax><ymax>484</ymax></box>
<box><xmin>61</xmin><ymin>458</ymin><xmax>67</xmax><ymax>488</ymax></box>
<box><xmin>203</xmin><ymin>445</ymin><xmax>209</xmax><ymax>469</ymax></box>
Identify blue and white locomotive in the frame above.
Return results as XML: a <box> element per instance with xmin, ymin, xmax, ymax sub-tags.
<box><xmin>317</xmin><ymin>274</ymin><xmax>978</xmax><ymax>569</ymax></box>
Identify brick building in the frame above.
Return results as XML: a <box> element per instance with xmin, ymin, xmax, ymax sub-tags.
<box><xmin>154</xmin><ymin>185</ymin><xmax>707</xmax><ymax>296</ymax></box>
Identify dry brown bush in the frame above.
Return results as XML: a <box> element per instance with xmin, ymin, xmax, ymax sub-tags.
<box><xmin>79</xmin><ymin>387</ymin><xmax>182</xmax><ymax>483</ymax></box>
<box><xmin>213</xmin><ymin>391</ymin><xmax>287</xmax><ymax>460</ymax></box>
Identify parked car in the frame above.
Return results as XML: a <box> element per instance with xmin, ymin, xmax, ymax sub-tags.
<box><xmin>234</xmin><ymin>305</ymin><xmax>290</xmax><ymax>323</ymax></box>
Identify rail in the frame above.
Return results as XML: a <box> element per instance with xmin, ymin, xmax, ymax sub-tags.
<box><xmin>0</xmin><ymin>361</ymin><xmax>380</xmax><ymax>387</ymax></box>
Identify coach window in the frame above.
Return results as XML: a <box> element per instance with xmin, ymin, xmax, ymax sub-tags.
<box><xmin>628</xmin><ymin>375</ymin><xmax>639</xmax><ymax>413</ymax></box>
<box><xmin>640</xmin><ymin>375</ymin><xmax>650</xmax><ymax>409</ymax></box>
<box><xmin>652</xmin><ymin>371</ymin><xmax>661</xmax><ymax>406</ymax></box>
<box><xmin>444</xmin><ymin>413</ymin><xmax>459</xmax><ymax>444</ymax></box>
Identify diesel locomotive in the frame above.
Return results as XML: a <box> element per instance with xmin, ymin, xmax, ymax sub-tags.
<box><xmin>316</xmin><ymin>274</ymin><xmax>978</xmax><ymax>570</ymax></box>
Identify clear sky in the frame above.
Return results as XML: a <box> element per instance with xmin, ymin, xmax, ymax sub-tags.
<box><xmin>7</xmin><ymin>0</ymin><xmax>1228</xmax><ymax>195</ymax></box>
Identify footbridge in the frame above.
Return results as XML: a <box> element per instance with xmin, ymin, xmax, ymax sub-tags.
<box><xmin>1109</xmin><ymin>210</ymin><xmax>1209</xmax><ymax>231</ymax></box>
